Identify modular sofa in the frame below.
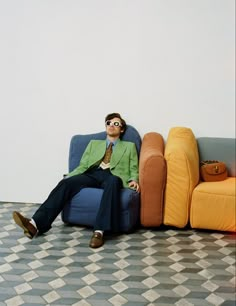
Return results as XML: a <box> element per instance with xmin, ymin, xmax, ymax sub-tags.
<box><xmin>163</xmin><ymin>127</ymin><xmax>236</xmax><ymax>232</ymax></box>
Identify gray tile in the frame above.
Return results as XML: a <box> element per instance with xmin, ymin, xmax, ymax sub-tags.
<box><xmin>0</xmin><ymin>202</ymin><xmax>235</xmax><ymax>305</ymax></box>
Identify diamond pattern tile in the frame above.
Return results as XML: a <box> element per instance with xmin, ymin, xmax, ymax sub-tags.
<box><xmin>0</xmin><ymin>202</ymin><xmax>235</xmax><ymax>306</ymax></box>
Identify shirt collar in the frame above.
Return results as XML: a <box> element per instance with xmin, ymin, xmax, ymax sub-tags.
<box><xmin>106</xmin><ymin>139</ymin><xmax>118</xmax><ymax>147</ymax></box>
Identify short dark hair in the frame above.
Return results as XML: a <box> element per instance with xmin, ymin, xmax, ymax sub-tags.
<box><xmin>105</xmin><ymin>112</ymin><xmax>127</xmax><ymax>134</ymax></box>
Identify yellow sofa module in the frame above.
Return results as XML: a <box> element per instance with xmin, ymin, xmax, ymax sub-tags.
<box><xmin>163</xmin><ymin>127</ymin><xmax>199</xmax><ymax>228</ymax></box>
<box><xmin>190</xmin><ymin>137</ymin><xmax>236</xmax><ymax>232</ymax></box>
<box><xmin>163</xmin><ymin>127</ymin><xmax>236</xmax><ymax>232</ymax></box>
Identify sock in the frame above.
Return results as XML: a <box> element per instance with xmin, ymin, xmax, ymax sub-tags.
<box><xmin>94</xmin><ymin>230</ymin><xmax>103</xmax><ymax>236</ymax></box>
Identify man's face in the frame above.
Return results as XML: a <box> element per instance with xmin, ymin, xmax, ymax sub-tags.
<box><xmin>105</xmin><ymin>117</ymin><xmax>124</xmax><ymax>137</ymax></box>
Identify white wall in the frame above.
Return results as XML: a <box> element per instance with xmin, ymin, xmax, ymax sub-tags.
<box><xmin>0</xmin><ymin>0</ymin><xmax>235</xmax><ymax>203</ymax></box>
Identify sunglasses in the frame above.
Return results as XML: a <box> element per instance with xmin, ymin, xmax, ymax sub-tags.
<box><xmin>105</xmin><ymin>120</ymin><xmax>122</xmax><ymax>127</ymax></box>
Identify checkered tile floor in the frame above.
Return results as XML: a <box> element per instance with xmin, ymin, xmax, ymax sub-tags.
<box><xmin>0</xmin><ymin>202</ymin><xmax>235</xmax><ymax>306</ymax></box>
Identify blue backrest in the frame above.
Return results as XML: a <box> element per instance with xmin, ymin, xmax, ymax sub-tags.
<box><xmin>69</xmin><ymin>125</ymin><xmax>142</xmax><ymax>172</ymax></box>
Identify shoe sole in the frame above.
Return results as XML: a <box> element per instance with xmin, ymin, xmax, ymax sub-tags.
<box><xmin>13</xmin><ymin>211</ymin><xmax>34</xmax><ymax>239</ymax></box>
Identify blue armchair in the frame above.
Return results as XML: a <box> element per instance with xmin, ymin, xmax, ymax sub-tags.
<box><xmin>61</xmin><ymin>125</ymin><xmax>142</xmax><ymax>232</ymax></box>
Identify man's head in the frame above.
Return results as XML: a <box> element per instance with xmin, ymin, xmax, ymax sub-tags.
<box><xmin>105</xmin><ymin>113</ymin><xmax>127</xmax><ymax>138</ymax></box>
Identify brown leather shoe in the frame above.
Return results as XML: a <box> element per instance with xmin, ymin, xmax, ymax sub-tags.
<box><xmin>13</xmin><ymin>211</ymin><xmax>38</xmax><ymax>239</ymax></box>
<box><xmin>89</xmin><ymin>232</ymin><xmax>104</xmax><ymax>248</ymax></box>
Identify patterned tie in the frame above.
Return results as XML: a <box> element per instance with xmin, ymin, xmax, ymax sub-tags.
<box><xmin>100</xmin><ymin>142</ymin><xmax>113</xmax><ymax>169</ymax></box>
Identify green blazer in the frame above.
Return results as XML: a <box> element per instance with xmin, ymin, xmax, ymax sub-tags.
<box><xmin>67</xmin><ymin>139</ymin><xmax>139</xmax><ymax>188</ymax></box>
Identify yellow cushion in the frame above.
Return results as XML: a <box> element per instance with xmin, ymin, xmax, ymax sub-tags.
<box><xmin>164</xmin><ymin>127</ymin><xmax>199</xmax><ymax>227</ymax></box>
<box><xmin>190</xmin><ymin>178</ymin><xmax>236</xmax><ymax>232</ymax></box>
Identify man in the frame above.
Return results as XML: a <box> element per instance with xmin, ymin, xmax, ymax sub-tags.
<box><xmin>13</xmin><ymin>113</ymin><xmax>140</xmax><ymax>248</ymax></box>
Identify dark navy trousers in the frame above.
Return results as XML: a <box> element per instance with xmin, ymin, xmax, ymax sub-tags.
<box><xmin>32</xmin><ymin>167</ymin><xmax>123</xmax><ymax>234</ymax></box>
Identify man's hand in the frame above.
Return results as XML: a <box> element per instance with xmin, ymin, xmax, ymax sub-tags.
<box><xmin>128</xmin><ymin>180</ymin><xmax>140</xmax><ymax>193</ymax></box>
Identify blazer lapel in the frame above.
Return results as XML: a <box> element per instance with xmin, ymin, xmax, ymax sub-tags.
<box><xmin>89</xmin><ymin>140</ymin><xmax>107</xmax><ymax>166</ymax></box>
<box><xmin>110</xmin><ymin>140</ymin><xmax>127</xmax><ymax>168</ymax></box>
<box><xmin>95</xmin><ymin>141</ymin><xmax>107</xmax><ymax>160</ymax></box>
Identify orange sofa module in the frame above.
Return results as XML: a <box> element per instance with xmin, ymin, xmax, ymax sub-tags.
<box><xmin>139</xmin><ymin>132</ymin><xmax>166</xmax><ymax>227</ymax></box>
